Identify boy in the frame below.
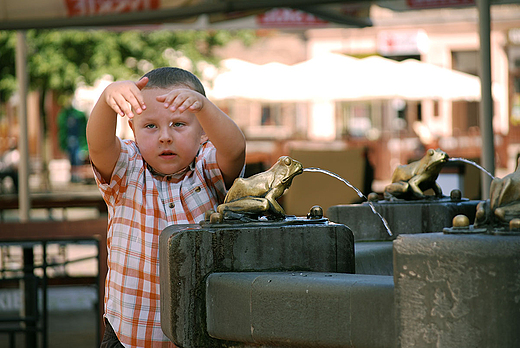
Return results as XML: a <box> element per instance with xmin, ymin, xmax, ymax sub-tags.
<box><xmin>87</xmin><ymin>67</ymin><xmax>246</xmax><ymax>347</ymax></box>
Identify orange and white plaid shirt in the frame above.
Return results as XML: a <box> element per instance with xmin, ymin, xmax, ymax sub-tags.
<box><xmin>94</xmin><ymin>139</ymin><xmax>227</xmax><ymax>347</ymax></box>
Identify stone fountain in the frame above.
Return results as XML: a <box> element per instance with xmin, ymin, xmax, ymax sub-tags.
<box><xmin>158</xmin><ymin>154</ymin><xmax>520</xmax><ymax>348</ymax></box>
<box><xmin>327</xmin><ymin>149</ymin><xmax>480</xmax><ymax>241</ymax></box>
<box><xmin>159</xmin><ymin>156</ymin><xmax>356</xmax><ymax>347</ymax></box>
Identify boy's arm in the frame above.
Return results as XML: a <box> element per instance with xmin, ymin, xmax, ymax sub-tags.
<box><xmin>196</xmin><ymin>100</ymin><xmax>246</xmax><ymax>188</ymax></box>
<box><xmin>86</xmin><ymin>78</ymin><xmax>148</xmax><ymax>183</ymax></box>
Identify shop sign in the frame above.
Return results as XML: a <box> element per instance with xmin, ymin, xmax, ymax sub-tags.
<box><xmin>256</xmin><ymin>8</ymin><xmax>329</xmax><ymax>27</ymax></box>
<box><xmin>65</xmin><ymin>0</ymin><xmax>159</xmax><ymax>17</ymax></box>
<box><xmin>377</xmin><ymin>30</ymin><xmax>429</xmax><ymax>56</ymax></box>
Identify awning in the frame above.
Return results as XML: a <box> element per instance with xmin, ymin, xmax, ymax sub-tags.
<box><xmin>0</xmin><ymin>0</ymin><xmax>372</xmax><ymax>30</ymax></box>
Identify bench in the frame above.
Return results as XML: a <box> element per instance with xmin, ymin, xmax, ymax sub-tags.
<box><xmin>0</xmin><ymin>192</ymin><xmax>107</xmax><ymax>221</ymax></box>
<box><xmin>0</xmin><ymin>218</ymin><xmax>108</xmax><ymax>346</ymax></box>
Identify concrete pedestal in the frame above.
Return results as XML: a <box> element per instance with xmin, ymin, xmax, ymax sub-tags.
<box><xmin>206</xmin><ymin>272</ymin><xmax>395</xmax><ymax>348</ymax></box>
<box><xmin>327</xmin><ymin>199</ymin><xmax>479</xmax><ymax>241</ymax></box>
<box><xmin>394</xmin><ymin>232</ymin><xmax>520</xmax><ymax>348</ymax></box>
<box><xmin>159</xmin><ymin>220</ymin><xmax>354</xmax><ymax>348</ymax></box>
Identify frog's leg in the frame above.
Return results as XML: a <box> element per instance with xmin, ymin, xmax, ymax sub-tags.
<box><xmin>217</xmin><ymin>197</ymin><xmax>270</xmax><ymax>215</ymax></box>
<box><xmin>475</xmin><ymin>200</ymin><xmax>492</xmax><ymax>226</ymax></box>
<box><xmin>384</xmin><ymin>182</ymin><xmax>409</xmax><ymax>199</ymax></box>
<box><xmin>494</xmin><ymin>201</ymin><xmax>520</xmax><ymax>222</ymax></box>
<box><xmin>432</xmin><ymin>182</ymin><xmax>444</xmax><ymax>197</ymax></box>
<box><xmin>265</xmin><ymin>197</ymin><xmax>285</xmax><ymax>217</ymax></box>
<box><xmin>408</xmin><ymin>175</ymin><xmax>427</xmax><ymax>198</ymax></box>
<box><xmin>489</xmin><ymin>177</ymin><xmax>504</xmax><ymax>210</ymax></box>
<box><xmin>264</xmin><ymin>190</ymin><xmax>287</xmax><ymax>217</ymax></box>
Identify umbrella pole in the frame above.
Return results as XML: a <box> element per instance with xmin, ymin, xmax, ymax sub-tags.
<box><xmin>477</xmin><ymin>0</ymin><xmax>495</xmax><ymax>199</ymax></box>
<box><xmin>16</xmin><ymin>31</ymin><xmax>31</xmax><ymax>221</ymax></box>
<box><xmin>16</xmin><ymin>31</ymin><xmax>39</xmax><ymax>348</ymax></box>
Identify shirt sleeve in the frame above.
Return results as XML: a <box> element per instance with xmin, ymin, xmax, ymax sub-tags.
<box><xmin>92</xmin><ymin>139</ymin><xmax>136</xmax><ymax>208</ymax></box>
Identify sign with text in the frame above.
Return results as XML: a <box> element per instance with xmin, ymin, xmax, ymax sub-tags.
<box><xmin>377</xmin><ymin>30</ymin><xmax>429</xmax><ymax>56</ymax></box>
<box><xmin>256</xmin><ymin>8</ymin><xmax>328</xmax><ymax>27</ymax></box>
<box><xmin>64</xmin><ymin>0</ymin><xmax>160</xmax><ymax>17</ymax></box>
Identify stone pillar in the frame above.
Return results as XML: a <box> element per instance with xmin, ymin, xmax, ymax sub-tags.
<box><xmin>394</xmin><ymin>233</ymin><xmax>520</xmax><ymax>347</ymax></box>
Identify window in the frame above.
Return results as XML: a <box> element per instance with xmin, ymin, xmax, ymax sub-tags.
<box><xmin>261</xmin><ymin>104</ymin><xmax>281</xmax><ymax>126</ymax></box>
<box><xmin>433</xmin><ymin>100</ymin><xmax>439</xmax><ymax>117</ymax></box>
<box><xmin>336</xmin><ymin>101</ymin><xmax>384</xmax><ymax>139</ymax></box>
<box><xmin>451</xmin><ymin>50</ymin><xmax>481</xmax><ymax>133</ymax></box>
<box><xmin>245</xmin><ymin>102</ymin><xmax>299</xmax><ymax>140</ymax></box>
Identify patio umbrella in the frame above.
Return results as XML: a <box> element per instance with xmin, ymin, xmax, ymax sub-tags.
<box><xmin>210</xmin><ymin>59</ymin><xmax>298</xmax><ymax>101</ymax></box>
<box><xmin>395</xmin><ymin>59</ymin><xmax>483</xmax><ymax>101</ymax></box>
<box><xmin>209</xmin><ymin>53</ymin><xmax>486</xmax><ymax>102</ymax></box>
<box><xmin>289</xmin><ymin>53</ymin><xmax>361</xmax><ymax>100</ymax></box>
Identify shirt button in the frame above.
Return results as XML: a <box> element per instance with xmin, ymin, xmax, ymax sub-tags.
<box><xmin>195</xmin><ymin>187</ymin><xmax>201</xmax><ymax>193</ymax></box>
<box><xmin>169</xmin><ymin>202</ymin><xmax>175</xmax><ymax>208</ymax></box>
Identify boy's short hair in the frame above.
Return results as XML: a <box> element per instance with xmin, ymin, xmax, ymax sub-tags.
<box><xmin>142</xmin><ymin>67</ymin><xmax>206</xmax><ymax>96</ymax></box>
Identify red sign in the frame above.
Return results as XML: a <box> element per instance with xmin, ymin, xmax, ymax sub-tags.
<box><xmin>256</xmin><ymin>8</ymin><xmax>328</xmax><ymax>27</ymax></box>
<box><xmin>65</xmin><ymin>0</ymin><xmax>160</xmax><ymax>17</ymax></box>
<box><xmin>377</xmin><ymin>30</ymin><xmax>429</xmax><ymax>56</ymax></box>
<box><xmin>406</xmin><ymin>0</ymin><xmax>475</xmax><ymax>9</ymax></box>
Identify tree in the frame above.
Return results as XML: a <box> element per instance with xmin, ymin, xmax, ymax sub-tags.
<box><xmin>1</xmin><ymin>29</ymin><xmax>250</xmax><ymax>99</ymax></box>
<box><xmin>0</xmin><ymin>28</ymin><xmax>256</xmax><ymax>185</ymax></box>
<box><xmin>0</xmin><ymin>31</ymin><xmax>17</xmax><ymax>104</ymax></box>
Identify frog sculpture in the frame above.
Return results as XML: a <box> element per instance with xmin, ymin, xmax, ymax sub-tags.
<box><xmin>384</xmin><ymin>149</ymin><xmax>449</xmax><ymax>200</ymax></box>
<box><xmin>214</xmin><ymin>156</ymin><xmax>303</xmax><ymax>221</ymax></box>
<box><xmin>475</xmin><ymin>164</ymin><xmax>520</xmax><ymax>226</ymax></box>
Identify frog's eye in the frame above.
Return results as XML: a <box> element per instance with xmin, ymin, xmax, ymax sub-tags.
<box><xmin>428</xmin><ymin>149</ymin><xmax>434</xmax><ymax>156</ymax></box>
<box><xmin>284</xmin><ymin>157</ymin><xmax>292</xmax><ymax>166</ymax></box>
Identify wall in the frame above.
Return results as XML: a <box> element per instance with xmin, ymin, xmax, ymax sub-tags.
<box><xmin>283</xmin><ymin>147</ymin><xmax>367</xmax><ymax>216</ymax></box>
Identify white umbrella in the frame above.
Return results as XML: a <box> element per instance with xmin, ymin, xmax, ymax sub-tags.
<box><xmin>211</xmin><ymin>59</ymin><xmax>299</xmax><ymax>101</ymax></box>
<box><xmin>395</xmin><ymin>59</ymin><xmax>482</xmax><ymax>101</ymax></box>
<box><xmin>290</xmin><ymin>53</ymin><xmax>360</xmax><ymax>100</ymax></box>
<box><xmin>209</xmin><ymin>53</ymin><xmax>485</xmax><ymax>102</ymax></box>
<box><xmin>349</xmin><ymin>55</ymin><xmax>401</xmax><ymax>100</ymax></box>
<box><xmin>210</xmin><ymin>53</ymin><xmax>361</xmax><ymax>101</ymax></box>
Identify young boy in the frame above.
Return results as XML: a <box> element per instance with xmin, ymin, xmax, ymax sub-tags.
<box><xmin>87</xmin><ymin>67</ymin><xmax>246</xmax><ymax>347</ymax></box>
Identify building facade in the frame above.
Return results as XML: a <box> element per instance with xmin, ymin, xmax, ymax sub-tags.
<box><xmin>214</xmin><ymin>4</ymin><xmax>520</xmax><ymax>193</ymax></box>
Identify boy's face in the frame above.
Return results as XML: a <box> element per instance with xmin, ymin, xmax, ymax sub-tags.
<box><xmin>129</xmin><ymin>88</ymin><xmax>207</xmax><ymax>175</ymax></box>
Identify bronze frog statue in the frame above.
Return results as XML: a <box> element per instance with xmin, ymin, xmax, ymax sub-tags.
<box><xmin>475</xmin><ymin>165</ymin><xmax>520</xmax><ymax>226</ymax></box>
<box><xmin>384</xmin><ymin>149</ymin><xmax>449</xmax><ymax>200</ymax></box>
<box><xmin>214</xmin><ymin>156</ymin><xmax>303</xmax><ymax>221</ymax></box>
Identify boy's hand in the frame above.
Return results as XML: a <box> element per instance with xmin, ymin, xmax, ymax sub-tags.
<box><xmin>156</xmin><ymin>89</ymin><xmax>205</xmax><ymax>114</ymax></box>
<box><xmin>104</xmin><ymin>77</ymin><xmax>149</xmax><ymax>118</ymax></box>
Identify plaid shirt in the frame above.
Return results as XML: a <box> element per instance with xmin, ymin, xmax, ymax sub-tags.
<box><xmin>94</xmin><ymin>139</ymin><xmax>227</xmax><ymax>347</ymax></box>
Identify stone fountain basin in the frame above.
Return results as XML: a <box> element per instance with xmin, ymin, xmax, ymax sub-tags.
<box><xmin>327</xmin><ymin>197</ymin><xmax>479</xmax><ymax>241</ymax></box>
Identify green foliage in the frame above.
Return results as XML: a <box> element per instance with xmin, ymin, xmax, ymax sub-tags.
<box><xmin>0</xmin><ymin>28</ymin><xmax>256</xmax><ymax>105</ymax></box>
<box><xmin>0</xmin><ymin>31</ymin><xmax>17</xmax><ymax>103</ymax></box>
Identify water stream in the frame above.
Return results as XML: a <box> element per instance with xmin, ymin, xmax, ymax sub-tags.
<box><xmin>448</xmin><ymin>158</ymin><xmax>495</xmax><ymax>179</ymax></box>
<box><xmin>303</xmin><ymin>167</ymin><xmax>393</xmax><ymax>236</ymax></box>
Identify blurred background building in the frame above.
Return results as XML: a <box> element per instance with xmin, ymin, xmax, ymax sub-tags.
<box><xmin>2</xmin><ymin>3</ymin><xmax>520</xmax><ymax>206</ymax></box>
